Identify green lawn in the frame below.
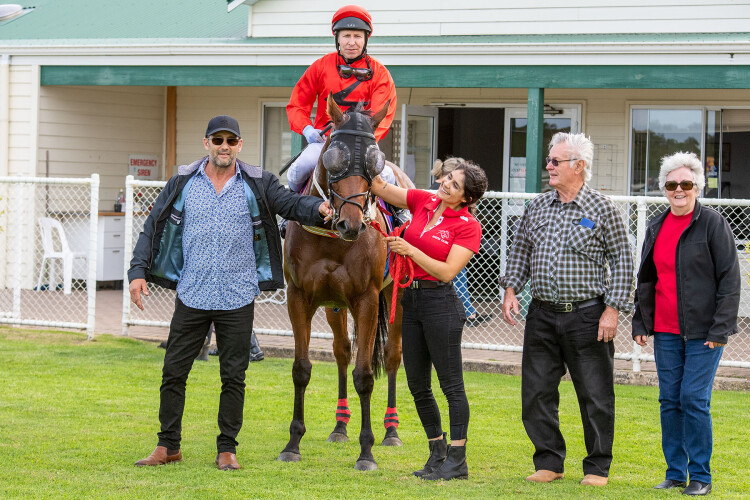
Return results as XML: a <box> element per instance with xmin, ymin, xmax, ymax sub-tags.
<box><xmin>1</xmin><ymin>327</ymin><xmax>748</xmax><ymax>499</ymax></box>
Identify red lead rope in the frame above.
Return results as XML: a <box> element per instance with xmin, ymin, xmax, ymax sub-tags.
<box><xmin>368</xmin><ymin>219</ymin><xmax>414</xmax><ymax>323</ymax></box>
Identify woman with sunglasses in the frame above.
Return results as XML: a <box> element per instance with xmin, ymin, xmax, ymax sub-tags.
<box><xmin>632</xmin><ymin>151</ymin><xmax>740</xmax><ymax>496</ymax></box>
<box><xmin>285</xmin><ymin>4</ymin><xmax>398</xmax><ymax>193</ymax></box>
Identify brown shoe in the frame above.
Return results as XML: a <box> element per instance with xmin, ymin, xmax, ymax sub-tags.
<box><xmin>216</xmin><ymin>452</ymin><xmax>241</xmax><ymax>470</ymax></box>
<box><xmin>135</xmin><ymin>446</ymin><xmax>182</xmax><ymax>466</ymax></box>
<box><xmin>581</xmin><ymin>474</ymin><xmax>608</xmax><ymax>486</ymax></box>
<box><xmin>526</xmin><ymin>469</ymin><xmax>564</xmax><ymax>482</ymax></box>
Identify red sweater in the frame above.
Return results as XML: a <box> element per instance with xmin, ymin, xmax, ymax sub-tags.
<box><xmin>653</xmin><ymin>211</ymin><xmax>692</xmax><ymax>334</ymax></box>
<box><xmin>286</xmin><ymin>52</ymin><xmax>397</xmax><ymax>142</ymax></box>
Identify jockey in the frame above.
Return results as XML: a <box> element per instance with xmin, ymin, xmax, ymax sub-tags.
<box><xmin>285</xmin><ymin>5</ymin><xmax>401</xmax><ymax>197</ymax></box>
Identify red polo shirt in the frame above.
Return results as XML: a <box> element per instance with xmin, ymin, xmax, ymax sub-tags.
<box><xmin>404</xmin><ymin>189</ymin><xmax>482</xmax><ymax>281</ymax></box>
<box><xmin>653</xmin><ymin>211</ymin><xmax>692</xmax><ymax>334</ymax></box>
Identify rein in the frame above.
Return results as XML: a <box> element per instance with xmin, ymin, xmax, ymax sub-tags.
<box><xmin>368</xmin><ymin>219</ymin><xmax>414</xmax><ymax>324</ymax></box>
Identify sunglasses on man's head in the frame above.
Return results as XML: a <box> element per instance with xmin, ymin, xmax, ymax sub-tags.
<box><xmin>664</xmin><ymin>180</ymin><xmax>695</xmax><ymax>191</ymax></box>
<box><xmin>337</xmin><ymin>65</ymin><xmax>373</xmax><ymax>81</ymax></box>
<box><xmin>209</xmin><ymin>136</ymin><xmax>240</xmax><ymax>146</ymax></box>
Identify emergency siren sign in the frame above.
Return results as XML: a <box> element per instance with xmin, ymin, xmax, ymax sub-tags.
<box><xmin>129</xmin><ymin>154</ymin><xmax>159</xmax><ymax>180</ymax></box>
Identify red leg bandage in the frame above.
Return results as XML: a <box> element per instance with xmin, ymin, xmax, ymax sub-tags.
<box><xmin>336</xmin><ymin>398</ymin><xmax>351</xmax><ymax>424</ymax></box>
<box><xmin>384</xmin><ymin>407</ymin><xmax>399</xmax><ymax>429</ymax></box>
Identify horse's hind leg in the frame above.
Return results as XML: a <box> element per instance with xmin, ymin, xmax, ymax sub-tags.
<box><xmin>326</xmin><ymin>307</ymin><xmax>351</xmax><ymax>443</ymax></box>
<box><xmin>278</xmin><ymin>285</ymin><xmax>314</xmax><ymax>463</ymax></box>
<box><xmin>382</xmin><ymin>288</ymin><xmax>403</xmax><ymax>446</ymax></box>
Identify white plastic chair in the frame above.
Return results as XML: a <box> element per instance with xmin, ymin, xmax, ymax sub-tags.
<box><xmin>35</xmin><ymin>217</ymin><xmax>87</xmax><ymax>295</ymax></box>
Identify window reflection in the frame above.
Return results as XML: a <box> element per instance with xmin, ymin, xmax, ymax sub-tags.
<box><xmin>631</xmin><ymin>109</ymin><xmax>702</xmax><ymax>196</ymax></box>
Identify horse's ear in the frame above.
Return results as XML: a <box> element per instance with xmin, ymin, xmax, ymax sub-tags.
<box><xmin>371</xmin><ymin>99</ymin><xmax>391</xmax><ymax>130</ymax></box>
<box><xmin>327</xmin><ymin>92</ymin><xmax>345</xmax><ymax>127</ymax></box>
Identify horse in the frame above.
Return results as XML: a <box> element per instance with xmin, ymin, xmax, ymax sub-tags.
<box><xmin>278</xmin><ymin>96</ymin><xmax>409</xmax><ymax>471</ymax></box>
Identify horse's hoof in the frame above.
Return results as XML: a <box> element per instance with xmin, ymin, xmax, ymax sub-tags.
<box><xmin>381</xmin><ymin>436</ymin><xmax>403</xmax><ymax>447</ymax></box>
<box><xmin>277</xmin><ymin>452</ymin><xmax>301</xmax><ymax>462</ymax></box>
<box><xmin>327</xmin><ymin>432</ymin><xmax>349</xmax><ymax>443</ymax></box>
<box><xmin>354</xmin><ymin>459</ymin><xmax>378</xmax><ymax>471</ymax></box>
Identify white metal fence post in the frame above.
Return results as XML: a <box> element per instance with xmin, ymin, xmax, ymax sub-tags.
<box><xmin>86</xmin><ymin>174</ymin><xmax>99</xmax><ymax>339</ymax></box>
<box><xmin>632</xmin><ymin>197</ymin><xmax>649</xmax><ymax>372</ymax></box>
<box><xmin>121</xmin><ymin>175</ymin><xmax>134</xmax><ymax>336</ymax></box>
<box><xmin>11</xmin><ymin>181</ymin><xmax>21</xmax><ymax>325</ymax></box>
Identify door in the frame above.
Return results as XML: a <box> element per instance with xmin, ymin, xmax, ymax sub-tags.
<box><xmin>400</xmin><ymin>105</ymin><xmax>439</xmax><ymax>188</ymax></box>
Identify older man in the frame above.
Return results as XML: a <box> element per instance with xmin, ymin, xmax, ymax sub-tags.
<box><xmin>501</xmin><ymin>132</ymin><xmax>633</xmax><ymax>487</ymax></box>
<box><xmin>129</xmin><ymin>115</ymin><xmax>331</xmax><ymax>471</ymax></box>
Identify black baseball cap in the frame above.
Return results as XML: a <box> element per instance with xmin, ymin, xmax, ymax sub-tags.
<box><xmin>205</xmin><ymin>115</ymin><xmax>241</xmax><ymax>138</ymax></box>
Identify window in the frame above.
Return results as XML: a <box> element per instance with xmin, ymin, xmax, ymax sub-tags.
<box><xmin>630</xmin><ymin>108</ymin><xmax>702</xmax><ymax>196</ymax></box>
<box><xmin>262</xmin><ymin>104</ymin><xmax>292</xmax><ymax>184</ymax></box>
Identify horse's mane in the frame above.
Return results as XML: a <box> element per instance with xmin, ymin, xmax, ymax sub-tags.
<box><xmin>347</xmin><ymin>101</ymin><xmax>373</xmax><ymax>117</ymax></box>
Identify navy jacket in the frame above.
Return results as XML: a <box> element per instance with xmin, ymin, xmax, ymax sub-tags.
<box><xmin>128</xmin><ymin>157</ymin><xmax>324</xmax><ymax>291</ymax></box>
<box><xmin>632</xmin><ymin>201</ymin><xmax>741</xmax><ymax>344</ymax></box>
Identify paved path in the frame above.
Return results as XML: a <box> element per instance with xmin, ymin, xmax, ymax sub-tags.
<box><xmin>96</xmin><ymin>290</ymin><xmax>749</xmax><ymax>391</ymax></box>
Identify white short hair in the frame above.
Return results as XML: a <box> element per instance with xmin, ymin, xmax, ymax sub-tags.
<box><xmin>658</xmin><ymin>152</ymin><xmax>705</xmax><ymax>195</ymax></box>
<box><xmin>548</xmin><ymin>132</ymin><xmax>593</xmax><ymax>182</ymax></box>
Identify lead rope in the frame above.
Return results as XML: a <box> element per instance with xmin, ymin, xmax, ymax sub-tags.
<box><xmin>368</xmin><ymin>219</ymin><xmax>414</xmax><ymax>324</ymax></box>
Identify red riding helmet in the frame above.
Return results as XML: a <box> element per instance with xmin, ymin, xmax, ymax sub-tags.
<box><xmin>331</xmin><ymin>5</ymin><xmax>373</xmax><ymax>37</ymax></box>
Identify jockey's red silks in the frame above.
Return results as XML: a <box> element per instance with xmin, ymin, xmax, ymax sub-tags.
<box><xmin>336</xmin><ymin>398</ymin><xmax>351</xmax><ymax>424</ymax></box>
<box><xmin>368</xmin><ymin>219</ymin><xmax>413</xmax><ymax>323</ymax></box>
<box><xmin>383</xmin><ymin>407</ymin><xmax>399</xmax><ymax>429</ymax></box>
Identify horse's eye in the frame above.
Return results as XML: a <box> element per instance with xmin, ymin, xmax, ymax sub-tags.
<box><xmin>365</xmin><ymin>145</ymin><xmax>385</xmax><ymax>177</ymax></box>
<box><xmin>322</xmin><ymin>143</ymin><xmax>349</xmax><ymax>174</ymax></box>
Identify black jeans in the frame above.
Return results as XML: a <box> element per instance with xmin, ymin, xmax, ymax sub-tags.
<box><xmin>521</xmin><ymin>300</ymin><xmax>614</xmax><ymax>477</ymax></box>
<box><xmin>401</xmin><ymin>284</ymin><xmax>469</xmax><ymax>441</ymax></box>
<box><xmin>157</xmin><ymin>298</ymin><xmax>255</xmax><ymax>454</ymax></box>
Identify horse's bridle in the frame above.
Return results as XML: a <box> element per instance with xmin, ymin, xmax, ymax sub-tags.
<box><xmin>319</xmin><ymin>112</ymin><xmax>379</xmax><ymax>226</ymax></box>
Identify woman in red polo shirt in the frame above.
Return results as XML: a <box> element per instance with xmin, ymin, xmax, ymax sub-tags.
<box><xmin>371</xmin><ymin>160</ymin><xmax>487</xmax><ymax>481</ymax></box>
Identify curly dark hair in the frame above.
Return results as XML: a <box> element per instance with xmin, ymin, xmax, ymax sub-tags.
<box><xmin>454</xmin><ymin>161</ymin><xmax>488</xmax><ymax>215</ymax></box>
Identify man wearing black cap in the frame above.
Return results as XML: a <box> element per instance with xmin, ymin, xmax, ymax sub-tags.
<box><xmin>128</xmin><ymin>115</ymin><xmax>331</xmax><ymax>471</ymax></box>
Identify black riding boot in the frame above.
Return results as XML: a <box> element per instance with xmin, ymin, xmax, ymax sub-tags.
<box><xmin>422</xmin><ymin>444</ymin><xmax>468</xmax><ymax>481</ymax></box>
<box><xmin>412</xmin><ymin>433</ymin><xmax>448</xmax><ymax>477</ymax></box>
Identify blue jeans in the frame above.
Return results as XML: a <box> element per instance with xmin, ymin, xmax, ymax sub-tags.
<box><xmin>654</xmin><ymin>333</ymin><xmax>724</xmax><ymax>484</ymax></box>
<box><xmin>452</xmin><ymin>268</ymin><xmax>475</xmax><ymax>318</ymax></box>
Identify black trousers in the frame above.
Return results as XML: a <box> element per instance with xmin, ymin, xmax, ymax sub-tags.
<box><xmin>521</xmin><ymin>300</ymin><xmax>615</xmax><ymax>477</ymax></box>
<box><xmin>401</xmin><ymin>285</ymin><xmax>469</xmax><ymax>441</ymax></box>
<box><xmin>157</xmin><ymin>298</ymin><xmax>255</xmax><ymax>453</ymax></box>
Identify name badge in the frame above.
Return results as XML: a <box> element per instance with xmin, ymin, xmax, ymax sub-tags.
<box><xmin>579</xmin><ymin>217</ymin><xmax>595</xmax><ymax>229</ymax></box>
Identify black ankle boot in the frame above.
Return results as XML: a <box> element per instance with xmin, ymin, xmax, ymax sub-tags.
<box><xmin>412</xmin><ymin>433</ymin><xmax>447</xmax><ymax>477</ymax></box>
<box><xmin>422</xmin><ymin>444</ymin><xmax>468</xmax><ymax>481</ymax></box>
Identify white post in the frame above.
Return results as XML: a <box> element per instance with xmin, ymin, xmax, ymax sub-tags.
<box><xmin>633</xmin><ymin>197</ymin><xmax>648</xmax><ymax>372</ymax></box>
<box><xmin>11</xmin><ymin>181</ymin><xmax>21</xmax><ymax>324</ymax></box>
<box><xmin>121</xmin><ymin>175</ymin><xmax>134</xmax><ymax>336</ymax></box>
<box><xmin>86</xmin><ymin>174</ymin><xmax>99</xmax><ymax>340</ymax></box>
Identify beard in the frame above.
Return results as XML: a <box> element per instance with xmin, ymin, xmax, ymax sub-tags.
<box><xmin>210</xmin><ymin>150</ymin><xmax>234</xmax><ymax>169</ymax></box>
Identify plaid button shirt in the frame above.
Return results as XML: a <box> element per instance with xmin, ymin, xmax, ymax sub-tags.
<box><xmin>501</xmin><ymin>184</ymin><xmax>634</xmax><ymax>313</ymax></box>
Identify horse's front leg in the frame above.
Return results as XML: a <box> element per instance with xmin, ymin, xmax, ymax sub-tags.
<box><xmin>325</xmin><ymin>307</ymin><xmax>351</xmax><ymax>443</ymax></box>
<box><xmin>278</xmin><ymin>285</ymin><xmax>314</xmax><ymax>463</ymax></box>
<box><xmin>351</xmin><ymin>291</ymin><xmax>379</xmax><ymax>471</ymax></box>
<box><xmin>382</xmin><ymin>286</ymin><xmax>403</xmax><ymax>446</ymax></box>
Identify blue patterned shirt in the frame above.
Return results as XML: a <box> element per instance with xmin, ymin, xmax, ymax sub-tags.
<box><xmin>177</xmin><ymin>160</ymin><xmax>260</xmax><ymax>310</ymax></box>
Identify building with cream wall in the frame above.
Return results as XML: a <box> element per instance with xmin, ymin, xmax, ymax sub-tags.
<box><xmin>1</xmin><ymin>0</ymin><xmax>750</xmax><ymax>210</ymax></box>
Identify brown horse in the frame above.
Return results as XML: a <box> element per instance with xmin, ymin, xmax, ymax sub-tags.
<box><xmin>278</xmin><ymin>96</ymin><xmax>406</xmax><ymax>471</ymax></box>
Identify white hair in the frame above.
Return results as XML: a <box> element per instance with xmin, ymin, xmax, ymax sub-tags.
<box><xmin>658</xmin><ymin>152</ymin><xmax>705</xmax><ymax>195</ymax></box>
<box><xmin>548</xmin><ymin>132</ymin><xmax>593</xmax><ymax>182</ymax></box>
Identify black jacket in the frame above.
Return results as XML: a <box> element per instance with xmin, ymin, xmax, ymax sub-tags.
<box><xmin>632</xmin><ymin>201</ymin><xmax>740</xmax><ymax>344</ymax></box>
<box><xmin>127</xmin><ymin>157</ymin><xmax>324</xmax><ymax>291</ymax></box>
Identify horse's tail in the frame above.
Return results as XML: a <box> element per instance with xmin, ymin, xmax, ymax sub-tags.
<box><xmin>371</xmin><ymin>290</ymin><xmax>389</xmax><ymax>379</ymax></box>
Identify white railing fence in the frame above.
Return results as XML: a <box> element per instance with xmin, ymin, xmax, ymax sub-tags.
<box><xmin>121</xmin><ymin>178</ymin><xmax>750</xmax><ymax>371</ymax></box>
<box><xmin>0</xmin><ymin>175</ymin><xmax>99</xmax><ymax>338</ymax></box>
